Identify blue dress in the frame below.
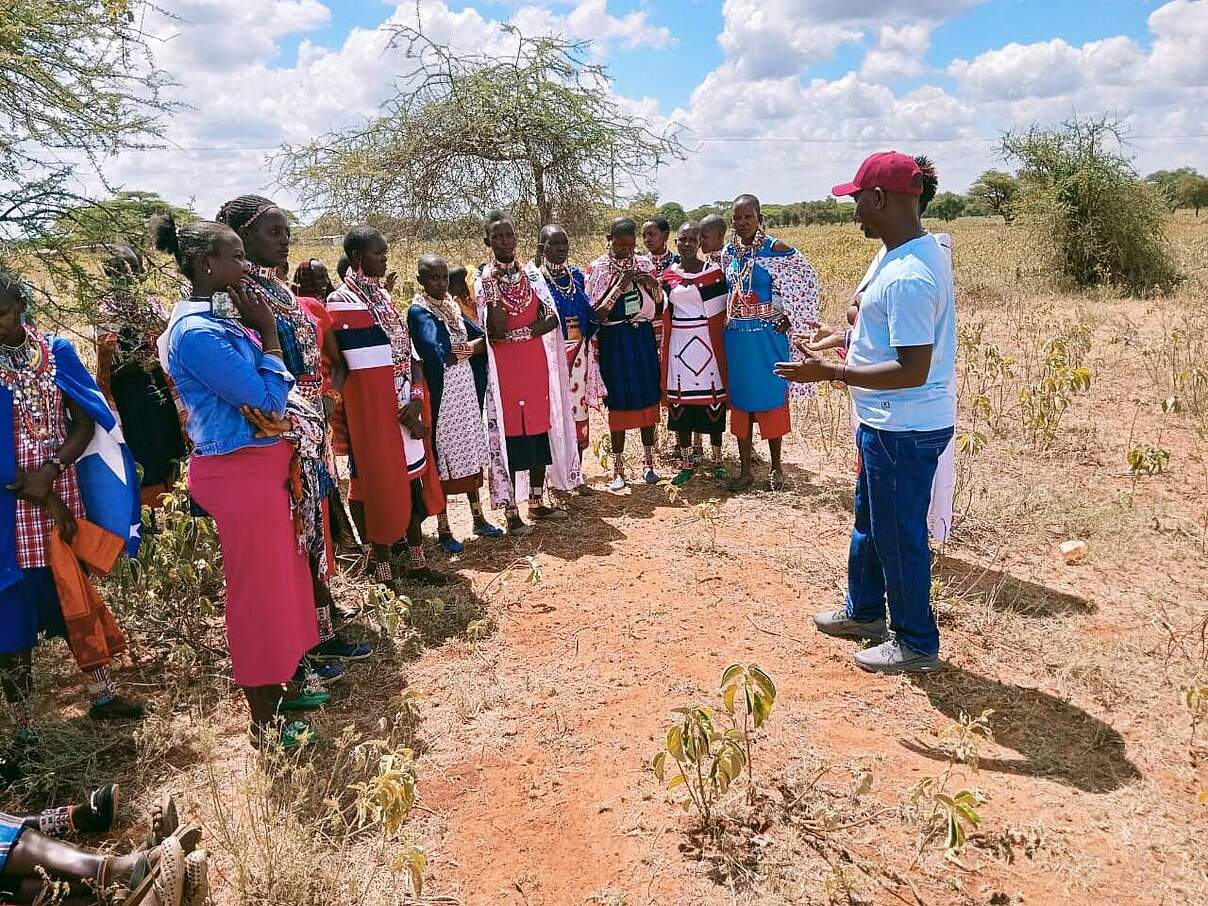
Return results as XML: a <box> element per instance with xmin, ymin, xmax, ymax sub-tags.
<box><xmin>724</xmin><ymin>239</ymin><xmax>792</xmax><ymax>414</ymax></box>
<box><xmin>596</xmin><ymin>286</ymin><xmax>660</xmax><ymax>413</ymax></box>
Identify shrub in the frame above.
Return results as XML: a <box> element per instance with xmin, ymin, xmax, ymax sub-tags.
<box><xmin>1002</xmin><ymin>116</ymin><xmax>1180</xmax><ymax>297</ymax></box>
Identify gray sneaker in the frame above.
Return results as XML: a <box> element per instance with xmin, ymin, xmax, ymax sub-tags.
<box><xmin>854</xmin><ymin>639</ymin><xmax>942</xmax><ymax>674</ymax></box>
<box><xmin>813</xmin><ymin>609</ymin><xmax>889</xmax><ymax>642</ymax></box>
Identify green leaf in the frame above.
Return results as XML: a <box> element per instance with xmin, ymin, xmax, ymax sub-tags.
<box><xmin>652</xmin><ymin>751</ymin><xmax>666</xmax><ymax>782</ymax></box>
<box><xmin>722</xmin><ymin>684</ymin><xmax>738</xmax><ymax>715</ymax></box>
<box><xmin>667</xmin><ymin>725</ymin><xmax>684</xmax><ymax>761</ymax></box>
<box><xmin>720</xmin><ymin>663</ymin><xmax>744</xmax><ymax>687</ymax></box>
<box><xmin>749</xmin><ymin>665</ymin><xmax>776</xmax><ymax>704</ymax></box>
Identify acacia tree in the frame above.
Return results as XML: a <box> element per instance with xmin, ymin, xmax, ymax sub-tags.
<box><xmin>1003</xmin><ymin>116</ymin><xmax>1179</xmax><ymax>296</ymax></box>
<box><xmin>277</xmin><ymin>26</ymin><xmax>684</xmax><ymax>237</ymax></box>
<box><xmin>0</xmin><ymin>0</ymin><xmax>173</xmax><ymax>320</ymax></box>
<box><xmin>968</xmin><ymin>170</ymin><xmax>1019</xmax><ymax>221</ymax></box>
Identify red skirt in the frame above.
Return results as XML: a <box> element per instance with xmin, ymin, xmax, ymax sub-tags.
<box><xmin>189</xmin><ymin>442</ymin><xmax>318</xmax><ymax>687</ymax></box>
<box><xmin>608</xmin><ymin>404</ymin><xmax>660</xmax><ymax>432</ymax></box>
<box><xmin>342</xmin><ymin>369</ymin><xmax>417</xmax><ymax>545</ymax></box>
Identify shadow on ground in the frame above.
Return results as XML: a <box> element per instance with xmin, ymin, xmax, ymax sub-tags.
<box><xmin>906</xmin><ymin>665</ymin><xmax>1140</xmax><ymax>793</ymax></box>
<box><xmin>935</xmin><ymin>554</ymin><xmax>1095</xmax><ymax>617</ymax></box>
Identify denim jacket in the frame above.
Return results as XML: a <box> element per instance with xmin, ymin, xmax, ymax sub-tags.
<box><xmin>167</xmin><ymin>312</ymin><xmax>294</xmax><ymax>457</ymax></box>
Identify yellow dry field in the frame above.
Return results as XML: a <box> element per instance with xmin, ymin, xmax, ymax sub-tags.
<box><xmin>9</xmin><ymin>214</ymin><xmax>1208</xmax><ymax>905</ymax></box>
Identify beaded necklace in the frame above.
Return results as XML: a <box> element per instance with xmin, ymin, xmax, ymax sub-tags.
<box><xmin>541</xmin><ymin>262</ymin><xmax>578</xmax><ymax>305</ymax></box>
<box><xmin>0</xmin><ymin>327</ymin><xmax>60</xmax><ymax>459</ymax></box>
<box><xmin>344</xmin><ymin>270</ymin><xmax>411</xmax><ymax>377</ymax></box>
<box><xmin>650</xmin><ymin>248</ymin><xmax>675</xmax><ymax>276</ymax></box>
<box><xmin>726</xmin><ymin>227</ymin><xmax>769</xmax><ymax>297</ymax></box>
<box><xmin>481</xmin><ymin>257</ymin><xmax>533</xmax><ymax>317</ymax></box>
<box><xmin>419</xmin><ymin>292</ymin><xmax>469</xmax><ymax>345</ymax></box>
<box><xmin>245</xmin><ymin>267</ymin><xmax>321</xmax><ymax>381</ymax></box>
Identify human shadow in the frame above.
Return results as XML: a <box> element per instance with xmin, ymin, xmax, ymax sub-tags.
<box><xmin>906</xmin><ymin>666</ymin><xmax>1140</xmax><ymax>793</ymax></box>
<box><xmin>933</xmin><ymin>554</ymin><xmax>1095</xmax><ymax>617</ymax></box>
<box><xmin>752</xmin><ymin>462</ymin><xmax>855</xmax><ymax>514</ymax></box>
<box><xmin>449</xmin><ymin>478</ymin><xmax>668</xmax><ymax>574</ymax></box>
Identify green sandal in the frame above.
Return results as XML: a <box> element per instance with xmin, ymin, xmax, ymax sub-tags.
<box><xmin>279</xmin><ymin>687</ymin><xmax>330</xmax><ymax>712</ymax></box>
<box><xmin>250</xmin><ymin>719</ymin><xmax>315</xmax><ymax>751</ymax></box>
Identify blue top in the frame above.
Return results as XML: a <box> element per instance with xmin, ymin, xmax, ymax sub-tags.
<box><xmin>544</xmin><ymin>266</ymin><xmax>597</xmax><ymax>342</ymax></box>
<box><xmin>725</xmin><ymin>238</ymin><xmax>791</xmax><ymax>314</ymax></box>
<box><xmin>167</xmin><ymin>312</ymin><xmax>295</xmax><ymax>456</ymax></box>
<box><xmin>848</xmin><ymin>234</ymin><xmax>956</xmax><ymax>432</ymax></box>
<box><xmin>407</xmin><ymin>303</ymin><xmax>488</xmax><ymax>425</ymax></box>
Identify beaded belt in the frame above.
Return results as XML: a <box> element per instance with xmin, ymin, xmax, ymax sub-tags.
<box><xmin>729</xmin><ymin>298</ymin><xmax>777</xmax><ymax>320</ymax></box>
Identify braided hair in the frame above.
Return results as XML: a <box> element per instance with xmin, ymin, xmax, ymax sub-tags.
<box><xmin>0</xmin><ymin>269</ymin><xmax>30</xmax><ymax>308</ymax></box>
<box><xmin>151</xmin><ymin>213</ymin><xmax>234</xmax><ymax>280</ymax></box>
<box><xmin>914</xmin><ymin>155</ymin><xmax>939</xmax><ymax>214</ymax></box>
<box><xmin>215</xmin><ymin>195</ymin><xmax>278</xmax><ymax>233</ymax></box>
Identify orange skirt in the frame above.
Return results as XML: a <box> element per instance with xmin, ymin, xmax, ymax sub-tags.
<box><xmin>608</xmin><ymin>404</ymin><xmax>660</xmax><ymax>431</ymax></box>
<box><xmin>730</xmin><ymin>404</ymin><xmax>790</xmax><ymax>441</ymax></box>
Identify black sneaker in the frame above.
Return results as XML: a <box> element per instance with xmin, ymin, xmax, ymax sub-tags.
<box><xmin>74</xmin><ymin>783</ymin><xmax>119</xmax><ymax>834</ymax></box>
<box><xmin>310</xmin><ymin>637</ymin><xmax>372</xmax><ymax>662</ymax></box>
<box><xmin>88</xmin><ymin>695</ymin><xmax>145</xmax><ymax>721</ymax></box>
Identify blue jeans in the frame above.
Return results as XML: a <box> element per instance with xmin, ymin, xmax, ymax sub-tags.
<box><xmin>846</xmin><ymin>423</ymin><xmax>954</xmax><ymax>656</ymax></box>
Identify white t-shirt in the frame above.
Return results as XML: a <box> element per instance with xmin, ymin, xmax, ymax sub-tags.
<box><xmin>848</xmin><ymin>233</ymin><xmax>956</xmax><ymax>432</ymax></box>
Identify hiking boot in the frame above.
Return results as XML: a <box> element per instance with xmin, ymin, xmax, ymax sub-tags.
<box><xmin>813</xmin><ymin>609</ymin><xmax>889</xmax><ymax>642</ymax></box>
<box><xmin>854</xmin><ymin>638</ymin><xmax>943</xmax><ymax>674</ymax></box>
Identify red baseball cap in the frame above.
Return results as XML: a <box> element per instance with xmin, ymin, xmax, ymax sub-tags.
<box><xmin>832</xmin><ymin>151</ymin><xmax>923</xmax><ymax>197</ymax></box>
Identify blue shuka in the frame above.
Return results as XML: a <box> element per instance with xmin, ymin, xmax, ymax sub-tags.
<box><xmin>0</xmin><ymin>336</ymin><xmax>142</xmax><ymax>597</ymax></box>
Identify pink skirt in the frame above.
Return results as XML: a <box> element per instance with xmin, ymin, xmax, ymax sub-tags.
<box><xmin>189</xmin><ymin>442</ymin><xmax>318</xmax><ymax>687</ymax></box>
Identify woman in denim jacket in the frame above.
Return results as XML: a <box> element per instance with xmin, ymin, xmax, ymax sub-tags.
<box><xmin>156</xmin><ymin>214</ymin><xmax>319</xmax><ymax>750</ymax></box>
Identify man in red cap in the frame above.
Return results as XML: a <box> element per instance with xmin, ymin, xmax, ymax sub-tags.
<box><xmin>775</xmin><ymin>151</ymin><xmax>956</xmax><ymax>674</ymax></box>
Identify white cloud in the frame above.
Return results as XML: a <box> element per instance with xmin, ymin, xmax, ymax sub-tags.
<box><xmin>103</xmin><ymin>0</ymin><xmax>674</xmax><ymax>215</ymax></box>
<box><xmin>96</xmin><ymin>0</ymin><xmax>1208</xmax><ymax>219</ymax></box>
<box><xmin>949</xmin><ymin>39</ymin><xmax>1085</xmax><ymax>100</ymax></box>
<box><xmin>1147</xmin><ymin>0</ymin><xmax>1208</xmax><ymax>86</ymax></box>
<box><xmin>719</xmin><ymin>0</ymin><xmax>981</xmax><ymax>79</ymax></box>
<box><xmin>860</xmin><ymin>24</ymin><xmax>932</xmax><ymax>82</ymax></box>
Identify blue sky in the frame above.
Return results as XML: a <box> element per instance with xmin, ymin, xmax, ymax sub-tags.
<box><xmin>115</xmin><ymin>1</ymin><xmax>1208</xmax><ymax>213</ymax></box>
<box><xmin>280</xmin><ymin>0</ymin><xmax>1165</xmax><ymax>111</ymax></box>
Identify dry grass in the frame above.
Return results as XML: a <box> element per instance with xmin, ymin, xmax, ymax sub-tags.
<box><xmin>3</xmin><ymin>213</ymin><xmax>1206</xmax><ymax>905</ymax></box>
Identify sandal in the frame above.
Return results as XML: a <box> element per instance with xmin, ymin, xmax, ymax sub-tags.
<box><xmin>183</xmin><ymin>849</ymin><xmax>209</xmax><ymax>906</ymax></box>
<box><xmin>123</xmin><ymin>835</ymin><xmax>185</xmax><ymax>906</ymax></box>
<box><xmin>251</xmin><ymin>720</ymin><xmax>315</xmax><ymax>752</ymax></box>
<box><xmin>143</xmin><ymin>794</ymin><xmax>178</xmax><ymax>850</ymax></box>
